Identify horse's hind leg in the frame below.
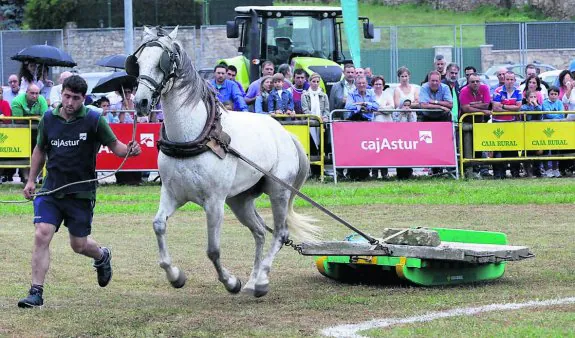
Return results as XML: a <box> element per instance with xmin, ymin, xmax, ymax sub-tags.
<box><xmin>252</xmin><ymin>190</ymin><xmax>291</xmax><ymax>297</ymax></box>
<box><xmin>226</xmin><ymin>194</ymin><xmax>266</xmax><ymax>294</ymax></box>
<box><xmin>154</xmin><ymin>188</ymin><xmax>186</xmax><ymax>288</ymax></box>
<box><xmin>204</xmin><ymin>200</ymin><xmax>242</xmax><ymax>294</ymax></box>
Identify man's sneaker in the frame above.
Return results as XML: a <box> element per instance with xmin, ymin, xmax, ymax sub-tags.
<box><xmin>17</xmin><ymin>288</ymin><xmax>44</xmax><ymax>308</ymax></box>
<box><xmin>553</xmin><ymin>169</ymin><xmax>561</xmax><ymax>178</ymax></box>
<box><xmin>93</xmin><ymin>247</ymin><xmax>112</xmax><ymax>287</ymax></box>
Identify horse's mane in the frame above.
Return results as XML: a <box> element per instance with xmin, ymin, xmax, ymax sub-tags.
<box><xmin>170</xmin><ymin>39</ymin><xmax>214</xmax><ymax>109</ymax></box>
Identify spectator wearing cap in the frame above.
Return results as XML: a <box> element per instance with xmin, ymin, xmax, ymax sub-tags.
<box><xmin>421</xmin><ymin>54</ymin><xmax>447</xmax><ymax>84</ymax></box>
<box><xmin>268</xmin><ymin>73</ymin><xmax>294</xmax><ymax>116</ymax></box>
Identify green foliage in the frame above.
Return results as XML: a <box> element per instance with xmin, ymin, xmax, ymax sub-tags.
<box><xmin>24</xmin><ymin>0</ymin><xmax>78</xmax><ymax>29</ymax></box>
<box><xmin>0</xmin><ymin>0</ymin><xmax>25</xmax><ymax>29</ymax></box>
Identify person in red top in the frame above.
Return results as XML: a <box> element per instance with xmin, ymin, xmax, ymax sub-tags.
<box><xmin>460</xmin><ymin>73</ymin><xmax>492</xmax><ymax>178</ymax></box>
<box><xmin>0</xmin><ymin>86</ymin><xmax>12</xmax><ymax>124</ymax></box>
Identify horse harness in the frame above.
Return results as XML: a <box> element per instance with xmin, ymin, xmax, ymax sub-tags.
<box><xmin>126</xmin><ymin>37</ymin><xmax>179</xmax><ymax>108</ymax></box>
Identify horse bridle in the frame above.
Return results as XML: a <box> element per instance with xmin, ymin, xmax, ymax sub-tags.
<box><xmin>125</xmin><ymin>38</ymin><xmax>179</xmax><ymax>107</ymax></box>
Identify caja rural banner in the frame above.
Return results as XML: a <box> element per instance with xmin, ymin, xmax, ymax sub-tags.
<box><xmin>96</xmin><ymin>123</ymin><xmax>160</xmax><ymax>171</ymax></box>
<box><xmin>331</xmin><ymin>122</ymin><xmax>456</xmax><ymax>167</ymax></box>
<box><xmin>473</xmin><ymin>121</ymin><xmax>575</xmax><ymax>151</ymax></box>
<box><xmin>0</xmin><ymin>127</ymin><xmax>31</xmax><ymax>158</ymax></box>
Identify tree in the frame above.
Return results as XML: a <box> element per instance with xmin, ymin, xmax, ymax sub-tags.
<box><xmin>0</xmin><ymin>0</ymin><xmax>25</xmax><ymax>29</ymax></box>
<box><xmin>24</xmin><ymin>0</ymin><xmax>78</xmax><ymax>29</ymax></box>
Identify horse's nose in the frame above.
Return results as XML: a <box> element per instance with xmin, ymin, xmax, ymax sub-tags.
<box><xmin>135</xmin><ymin>98</ymin><xmax>149</xmax><ymax>116</ymax></box>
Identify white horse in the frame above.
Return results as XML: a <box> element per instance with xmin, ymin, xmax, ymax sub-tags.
<box><xmin>130</xmin><ymin>26</ymin><xmax>319</xmax><ymax>297</ymax></box>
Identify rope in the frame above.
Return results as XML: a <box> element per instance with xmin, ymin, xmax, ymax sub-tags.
<box><xmin>0</xmin><ymin>117</ymin><xmax>139</xmax><ymax>204</ymax></box>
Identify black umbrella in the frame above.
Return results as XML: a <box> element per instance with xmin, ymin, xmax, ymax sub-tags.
<box><xmin>96</xmin><ymin>54</ymin><xmax>127</xmax><ymax>69</ymax></box>
<box><xmin>11</xmin><ymin>44</ymin><xmax>76</xmax><ymax>67</ymax></box>
<box><xmin>92</xmin><ymin>71</ymin><xmax>137</xmax><ymax>93</ymax></box>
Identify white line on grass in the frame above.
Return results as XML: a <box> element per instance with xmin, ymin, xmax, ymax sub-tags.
<box><xmin>322</xmin><ymin>297</ymin><xmax>575</xmax><ymax>337</ymax></box>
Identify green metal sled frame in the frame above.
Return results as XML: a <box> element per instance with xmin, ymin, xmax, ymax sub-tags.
<box><xmin>314</xmin><ymin>228</ymin><xmax>520</xmax><ymax>286</ymax></box>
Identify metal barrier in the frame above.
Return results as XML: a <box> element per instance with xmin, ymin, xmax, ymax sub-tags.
<box><xmin>272</xmin><ymin>114</ymin><xmax>325</xmax><ymax>182</ymax></box>
<box><xmin>458</xmin><ymin>111</ymin><xmax>575</xmax><ymax>178</ymax></box>
<box><xmin>0</xmin><ymin>116</ymin><xmax>41</xmax><ymax>170</ymax></box>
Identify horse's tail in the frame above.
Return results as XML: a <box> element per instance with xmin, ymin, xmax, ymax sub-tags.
<box><xmin>285</xmin><ymin>134</ymin><xmax>321</xmax><ymax>243</ymax></box>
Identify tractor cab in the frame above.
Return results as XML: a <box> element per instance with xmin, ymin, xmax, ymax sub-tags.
<box><xmin>223</xmin><ymin>6</ymin><xmax>373</xmax><ymax>93</ymax></box>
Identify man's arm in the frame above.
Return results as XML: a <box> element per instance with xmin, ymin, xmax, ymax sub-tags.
<box><xmin>231</xmin><ymin>82</ymin><xmax>248</xmax><ymax>111</ymax></box>
<box><xmin>23</xmin><ymin>146</ymin><xmax>46</xmax><ymax>199</ymax></box>
<box><xmin>10</xmin><ymin>100</ymin><xmax>26</xmax><ymax>124</ymax></box>
<box><xmin>106</xmin><ymin>139</ymin><xmax>141</xmax><ymax>158</ymax></box>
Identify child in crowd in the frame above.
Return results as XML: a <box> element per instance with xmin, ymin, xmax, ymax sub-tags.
<box><xmin>520</xmin><ymin>90</ymin><xmax>543</xmax><ymax>177</ymax></box>
<box><xmin>267</xmin><ymin>73</ymin><xmax>294</xmax><ymax>116</ymax></box>
<box><xmin>223</xmin><ymin>100</ymin><xmax>233</xmax><ymax>111</ymax></box>
<box><xmin>541</xmin><ymin>86</ymin><xmax>565</xmax><ymax>178</ymax></box>
<box><xmin>394</xmin><ymin>98</ymin><xmax>417</xmax><ymax>122</ymax></box>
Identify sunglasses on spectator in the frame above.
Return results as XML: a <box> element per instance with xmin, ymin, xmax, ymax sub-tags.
<box><xmin>470</xmin><ymin>80</ymin><xmax>481</xmax><ymax>83</ymax></box>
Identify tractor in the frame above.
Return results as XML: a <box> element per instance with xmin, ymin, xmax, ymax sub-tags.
<box><xmin>220</xmin><ymin>6</ymin><xmax>374</xmax><ymax>93</ymax></box>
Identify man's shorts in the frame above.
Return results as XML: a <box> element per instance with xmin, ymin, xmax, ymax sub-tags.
<box><xmin>33</xmin><ymin>195</ymin><xmax>95</xmax><ymax>237</ymax></box>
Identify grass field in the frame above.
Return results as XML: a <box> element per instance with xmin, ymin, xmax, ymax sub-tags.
<box><xmin>1</xmin><ymin>179</ymin><xmax>574</xmax><ymax>337</ymax></box>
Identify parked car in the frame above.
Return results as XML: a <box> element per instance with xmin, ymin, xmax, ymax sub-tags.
<box><xmin>539</xmin><ymin>69</ymin><xmax>562</xmax><ymax>87</ymax></box>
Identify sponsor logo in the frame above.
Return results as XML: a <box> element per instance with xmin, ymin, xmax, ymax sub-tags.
<box><xmin>0</xmin><ymin>133</ymin><xmax>7</xmax><ymax>144</ymax></box>
<box><xmin>419</xmin><ymin>131</ymin><xmax>433</xmax><ymax>144</ymax></box>
<box><xmin>140</xmin><ymin>133</ymin><xmax>155</xmax><ymax>147</ymax></box>
<box><xmin>543</xmin><ymin>127</ymin><xmax>555</xmax><ymax>138</ymax></box>
<box><xmin>493</xmin><ymin>128</ymin><xmax>504</xmax><ymax>138</ymax></box>
<box><xmin>51</xmin><ymin>139</ymin><xmax>80</xmax><ymax>147</ymax></box>
<box><xmin>98</xmin><ymin>145</ymin><xmax>112</xmax><ymax>154</ymax></box>
<box><xmin>79</xmin><ymin>132</ymin><xmax>87</xmax><ymax>140</ymax></box>
<box><xmin>361</xmin><ymin>138</ymin><xmax>419</xmax><ymax>153</ymax></box>
<box><xmin>481</xmin><ymin>140</ymin><xmax>518</xmax><ymax>147</ymax></box>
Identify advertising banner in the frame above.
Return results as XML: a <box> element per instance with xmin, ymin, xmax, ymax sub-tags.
<box><xmin>0</xmin><ymin>127</ymin><xmax>31</xmax><ymax>158</ymax></box>
<box><xmin>332</xmin><ymin>122</ymin><xmax>456</xmax><ymax>167</ymax></box>
<box><xmin>283</xmin><ymin>125</ymin><xmax>310</xmax><ymax>155</ymax></box>
<box><xmin>96</xmin><ymin>123</ymin><xmax>160</xmax><ymax>171</ymax></box>
<box><xmin>524</xmin><ymin>121</ymin><xmax>575</xmax><ymax>150</ymax></box>
<box><xmin>473</xmin><ymin>122</ymin><xmax>524</xmax><ymax>151</ymax></box>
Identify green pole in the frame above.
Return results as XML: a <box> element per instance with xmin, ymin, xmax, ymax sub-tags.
<box><xmin>204</xmin><ymin>0</ymin><xmax>210</xmax><ymax>25</ymax></box>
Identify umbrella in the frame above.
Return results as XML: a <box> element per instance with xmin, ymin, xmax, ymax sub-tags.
<box><xmin>96</xmin><ymin>54</ymin><xmax>127</xmax><ymax>69</ymax></box>
<box><xmin>92</xmin><ymin>71</ymin><xmax>137</xmax><ymax>93</ymax></box>
<box><xmin>11</xmin><ymin>44</ymin><xmax>76</xmax><ymax>67</ymax></box>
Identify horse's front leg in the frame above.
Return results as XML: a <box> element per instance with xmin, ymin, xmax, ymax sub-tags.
<box><xmin>205</xmin><ymin>200</ymin><xmax>242</xmax><ymax>294</ymax></box>
<box><xmin>154</xmin><ymin>189</ymin><xmax>186</xmax><ymax>288</ymax></box>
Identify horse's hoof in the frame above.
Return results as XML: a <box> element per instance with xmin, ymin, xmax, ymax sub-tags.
<box><xmin>226</xmin><ymin>279</ymin><xmax>242</xmax><ymax>294</ymax></box>
<box><xmin>253</xmin><ymin>283</ymin><xmax>269</xmax><ymax>298</ymax></box>
<box><xmin>170</xmin><ymin>270</ymin><xmax>187</xmax><ymax>289</ymax></box>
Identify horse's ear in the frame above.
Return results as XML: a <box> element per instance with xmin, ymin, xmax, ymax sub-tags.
<box><xmin>143</xmin><ymin>26</ymin><xmax>154</xmax><ymax>37</ymax></box>
<box><xmin>168</xmin><ymin>26</ymin><xmax>179</xmax><ymax>40</ymax></box>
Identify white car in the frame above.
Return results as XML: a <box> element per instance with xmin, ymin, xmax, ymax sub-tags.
<box><xmin>77</xmin><ymin>71</ymin><xmax>114</xmax><ymax>96</ymax></box>
<box><xmin>538</xmin><ymin>69</ymin><xmax>562</xmax><ymax>87</ymax></box>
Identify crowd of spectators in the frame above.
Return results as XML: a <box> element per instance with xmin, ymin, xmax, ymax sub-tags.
<box><xmin>3</xmin><ymin>54</ymin><xmax>575</xmax><ymax>182</ymax></box>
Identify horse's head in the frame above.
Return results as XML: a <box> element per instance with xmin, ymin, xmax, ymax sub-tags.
<box><xmin>128</xmin><ymin>26</ymin><xmax>180</xmax><ymax>116</ymax></box>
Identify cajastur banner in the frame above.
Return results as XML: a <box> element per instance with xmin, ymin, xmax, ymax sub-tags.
<box><xmin>331</xmin><ymin>121</ymin><xmax>456</xmax><ymax>168</ymax></box>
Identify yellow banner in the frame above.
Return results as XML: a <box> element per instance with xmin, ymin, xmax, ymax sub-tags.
<box><xmin>0</xmin><ymin>128</ymin><xmax>31</xmax><ymax>158</ymax></box>
<box><xmin>473</xmin><ymin>122</ymin><xmax>524</xmax><ymax>151</ymax></box>
<box><xmin>525</xmin><ymin>121</ymin><xmax>575</xmax><ymax>150</ymax></box>
<box><xmin>283</xmin><ymin>125</ymin><xmax>310</xmax><ymax>155</ymax></box>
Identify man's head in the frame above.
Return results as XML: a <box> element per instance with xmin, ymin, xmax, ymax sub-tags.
<box><xmin>343</xmin><ymin>63</ymin><xmax>355</xmax><ymax>83</ymax></box>
<box><xmin>58</xmin><ymin>71</ymin><xmax>73</xmax><ymax>84</ymax></box>
<box><xmin>61</xmin><ymin>75</ymin><xmax>88</xmax><ymax>115</ymax></box>
<box><xmin>262</xmin><ymin>61</ymin><xmax>275</xmax><ymax>76</ymax></box>
<box><xmin>468</xmin><ymin>73</ymin><xmax>482</xmax><ymax>91</ymax></box>
<box><xmin>434</xmin><ymin>55</ymin><xmax>446</xmax><ymax>74</ymax></box>
<box><xmin>214</xmin><ymin>64</ymin><xmax>228</xmax><ymax>84</ymax></box>
<box><xmin>278</xmin><ymin>64</ymin><xmax>292</xmax><ymax>81</ymax></box>
<box><xmin>26</xmin><ymin>84</ymin><xmax>40</xmax><ymax>104</ymax></box>
<box><xmin>8</xmin><ymin>74</ymin><xmax>19</xmax><ymax>92</ymax></box>
<box><xmin>446</xmin><ymin>63</ymin><xmax>459</xmax><ymax>83</ymax></box>
<box><xmin>525</xmin><ymin>64</ymin><xmax>537</xmax><ymax>78</ymax></box>
<box><xmin>504</xmin><ymin>71</ymin><xmax>516</xmax><ymax>90</ymax></box>
<box><xmin>365</xmin><ymin>67</ymin><xmax>373</xmax><ymax>78</ymax></box>
<box><xmin>427</xmin><ymin>70</ymin><xmax>441</xmax><ymax>91</ymax></box>
<box><xmin>496</xmin><ymin>67</ymin><xmax>507</xmax><ymax>84</ymax></box>
<box><xmin>355</xmin><ymin>68</ymin><xmax>365</xmax><ymax>77</ymax></box>
<box><xmin>272</xmin><ymin>73</ymin><xmax>284</xmax><ymax>90</ymax></box>
<box><xmin>355</xmin><ymin>75</ymin><xmax>368</xmax><ymax>93</ymax></box>
<box><xmin>464</xmin><ymin>66</ymin><xmax>476</xmax><ymax>79</ymax></box>
<box><xmin>227</xmin><ymin>65</ymin><xmax>238</xmax><ymax>80</ymax></box>
<box><xmin>293</xmin><ymin>69</ymin><xmax>306</xmax><ymax>88</ymax></box>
